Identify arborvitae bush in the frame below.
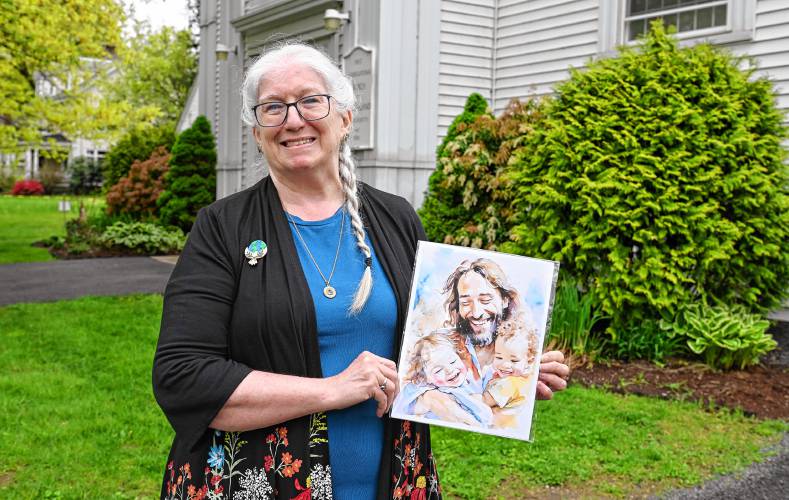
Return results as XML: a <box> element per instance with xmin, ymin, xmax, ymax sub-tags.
<box><xmin>508</xmin><ymin>23</ymin><xmax>789</xmax><ymax>338</ymax></box>
<box><xmin>68</xmin><ymin>157</ymin><xmax>104</xmax><ymax>194</ymax></box>
<box><xmin>422</xmin><ymin>99</ymin><xmax>544</xmax><ymax>249</ymax></box>
<box><xmin>106</xmin><ymin>146</ymin><xmax>170</xmax><ymax>219</ymax></box>
<box><xmin>157</xmin><ymin>116</ymin><xmax>216</xmax><ymax>231</ymax></box>
<box><xmin>419</xmin><ymin>92</ymin><xmax>490</xmax><ymax>242</ymax></box>
<box><xmin>103</xmin><ymin>122</ymin><xmax>175</xmax><ymax>188</ymax></box>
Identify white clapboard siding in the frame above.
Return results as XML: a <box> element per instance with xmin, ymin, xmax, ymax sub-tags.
<box><xmin>724</xmin><ymin>0</ymin><xmax>789</xmax><ymax>125</ymax></box>
<box><xmin>493</xmin><ymin>0</ymin><xmax>598</xmax><ymax>113</ymax></box>
<box><xmin>438</xmin><ymin>0</ymin><xmax>496</xmax><ymax>138</ymax></box>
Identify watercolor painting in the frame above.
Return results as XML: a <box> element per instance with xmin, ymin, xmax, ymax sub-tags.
<box><xmin>391</xmin><ymin>241</ymin><xmax>559</xmax><ymax>441</ymax></box>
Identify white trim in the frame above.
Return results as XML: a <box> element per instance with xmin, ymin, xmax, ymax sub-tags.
<box><xmin>357</xmin><ymin>159</ymin><xmax>435</xmax><ymax>170</ymax></box>
<box><xmin>600</xmin><ymin>0</ymin><xmax>755</xmax><ymax>54</ymax></box>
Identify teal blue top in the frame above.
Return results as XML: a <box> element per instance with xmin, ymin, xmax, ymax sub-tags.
<box><xmin>288</xmin><ymin>207</ymin><xmax>398</xmax><ymax>500</ymax></box>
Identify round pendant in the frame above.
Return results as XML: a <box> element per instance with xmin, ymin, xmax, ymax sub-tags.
<box><xmin>323</xmin><ymin>285</ymin><xmax>337</xmax><ymax>299</ymax></box>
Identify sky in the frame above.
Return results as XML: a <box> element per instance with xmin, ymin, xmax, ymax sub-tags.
<box><xmin>127</xmin><ymin>0</ymin><xmax>191</xmax><ymax>32</ymax></box>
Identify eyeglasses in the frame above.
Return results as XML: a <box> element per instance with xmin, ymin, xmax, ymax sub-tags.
<box><xmin>251</xmin><ymin>94</ymin><xmax>333</xmax><ymax>127</ymax></box>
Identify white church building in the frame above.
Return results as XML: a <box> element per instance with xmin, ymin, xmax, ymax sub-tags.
<box><xmin>186</xmin><ymin>0</ymin><xmax>789</xmax><ymax>207</ymax></box>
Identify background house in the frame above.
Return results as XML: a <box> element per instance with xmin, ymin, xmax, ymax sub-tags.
<box><xmin>1</xmin><ymin>59</ymin><xmax>111</xmax><ymax>185</ymax></box>
<box><xmin>191</xmin><ymin>0</ymin><xmax>788</xmax><ymax>206</ymax></box>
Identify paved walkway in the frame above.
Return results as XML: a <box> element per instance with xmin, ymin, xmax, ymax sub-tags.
<box><xmin>0</xmin><ymin>256</ymin><xmax>176</xmax><ymax>306</ymax></box>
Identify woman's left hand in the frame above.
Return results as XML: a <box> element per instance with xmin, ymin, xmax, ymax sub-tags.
<box><xmin>536</xmin><ymin>350</ymin><xmax>570</xmax><ymax>400</ymax></box>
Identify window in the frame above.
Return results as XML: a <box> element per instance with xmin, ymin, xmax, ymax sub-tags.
<box><xmin>626</xmin><ymin>1</ymin><xmax>729</xmax><ymax>41</ymax></box>
<box><xmin>599</xmin><ymin>0</ymin><xmax>754</xmax><ymax>54</ymax></box>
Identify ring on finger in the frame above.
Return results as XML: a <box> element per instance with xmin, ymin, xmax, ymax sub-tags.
<box><xmin>379</xmin><ymin>379</ymin><xmax>387</xmax><ymax>392</ymax></box>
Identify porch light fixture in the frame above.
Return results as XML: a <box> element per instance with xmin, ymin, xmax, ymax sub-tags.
<box><xmin>216</xmin><ymin>43</ymin><xmax>236</xmax><ymax>61</ymax></box>
<box><xmin>324</xmin><ymin>8</ymin><xmax>350</xmax><ymax>32</ymax></box>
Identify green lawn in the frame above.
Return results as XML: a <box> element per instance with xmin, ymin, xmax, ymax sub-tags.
<box><xmin>0</xmin><ymin>295</ymin><xmax>784</xmax><ymax>498</ymax></box>
<box><xmin>0</xmin><ymin>195</ymin><xmax>104</xmax><ymax>264</ymax></box>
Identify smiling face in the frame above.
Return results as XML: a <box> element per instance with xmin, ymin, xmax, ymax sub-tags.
<box><xmin>456</xmin><ymin>271</ymin><xmax>508</xmax><ymax>347</ymax></box>
<box><xmin>493</xmin><ymin>334</ymin><xmax>530</xmax><ymax>377</ymax></box>
<box><xmin>252</xmin><ymin>64</ymin><xmax>351</xmax><ymax>179</ymax></box>
<box><xmin>424</xmin><ymin>344</ymin><xmax>468</xmax><ymax>388</ymax></box>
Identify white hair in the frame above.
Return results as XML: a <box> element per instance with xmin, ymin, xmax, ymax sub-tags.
<box><xmin>241</xmin><ymin>41</ymin><xmax>372</xmax><ymax>315</ymax></box>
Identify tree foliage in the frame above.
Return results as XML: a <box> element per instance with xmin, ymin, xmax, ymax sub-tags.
<box><xmin>102</xmin><ymin>24</ymin><xmax>197</xmax><ymax>126</ymax></box>
<box><xmin>157</xmin><ymin>116</ymin><xmax>216</xmax><ymax>231</ymax></box>
<box><xmin>0</xmin><ymin>0</ymin><xmax>123</xmax><ymax>153</ymax></box>
<box><xmin>507</xmin><ymin>23</ymin><xmax>788</xmax><ymax>336</ymax></box>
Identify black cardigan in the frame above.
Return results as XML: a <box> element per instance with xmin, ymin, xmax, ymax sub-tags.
<box><xmin>153</xmin><ymin>177</ymin><xmax>441</xmax><ymax>499</ymax></box>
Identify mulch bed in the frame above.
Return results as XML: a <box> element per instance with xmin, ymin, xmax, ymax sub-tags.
<box><xmin>571</xmin><ymin>359</ymin><xmax>789</xmax><ymax>420</ymax></box>
<box><xmin>46</xmin><ymin>247</ymin><xmax>144</xmax><ymax>259</ymax></box>
<box><xmin>33</xmin><ymin>241</ymin><xmax>156</xmax><ymax>259</ymax></box>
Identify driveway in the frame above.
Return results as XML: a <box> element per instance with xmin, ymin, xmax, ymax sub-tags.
<box><xmin>0</xmin><ymin>256</ymin><xmax>176</xmax><ymax>306</ymax></box>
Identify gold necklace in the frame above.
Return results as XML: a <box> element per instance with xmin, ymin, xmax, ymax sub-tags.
<box><xmin>287</xmin><ymin>209</ymin><xmax>345</xmax><ymax>299</ymax></box>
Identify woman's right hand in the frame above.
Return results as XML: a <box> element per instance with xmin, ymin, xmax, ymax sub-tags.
<box><xmin>327</xmin><ymin>351</ymin><xmax>399</xmax><ymax>418</ymax></box>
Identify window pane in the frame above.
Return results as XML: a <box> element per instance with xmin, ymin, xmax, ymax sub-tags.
<box><xmin>713</xmin><ymin>5</ymin><xmax>727</xmax><ymax>26</ymax></box>
<box><xmin>678</xmin><ymin>0</ymin><xmax>714</xmax><ymax>7</ymax></box>
<box><xmin>630</xmin><ymin>0</ymin><xmax>647</xmax><ymax>15</ymax></box>
<box><xmin>696</xmin><ymin>6</ymin><xmax>713</xmax><ymax>29</ymax></box>
<box><xmin>664</xmin><ymin>0</ymin><xmax>679</xmax><ymax>7</ymax></box>
<box><xmin>661</xmin><ymin>13</ymin><xmax>679</xmax><ymax>32</ymax></box>
<box><xmin>679</xmin><ymin>10</ymin><xmax>695</xmax><ymax>31</ymax></box>
<box><xmin>647</xmin><ymin>0</ymin><xmax>662</xmax><ymax>13</ymax></box>
<box><xmin>628</xmin><ymin>19</ymin><xmax>646</xmax><ymax>40</ymax></box>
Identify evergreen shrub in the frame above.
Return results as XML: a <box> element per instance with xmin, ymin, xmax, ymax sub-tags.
<box><xmin>420</xmin><ymin>96</ymin><xmax>544</xmax><ymax>248</ymax></box>
<box><xmin>157</xmin><ymin>116</ymin><xmax>216</xmax><ymax>231</ymax></box>
<box><xmin>68</xmin><ymin>157</ymin><xmax>103</xmax><ymax>194</ymax></box>
<box><xmin>103</xmin><ymin>122</ymin><xmax>175</xmax><ymax>188</ymax></box>
<box><xmin>106</xmin><ymin>146</ymin><xmax>170</xmax><ymax>219</ymax></box>
<box><xmin>507</xmin><ymin>23</ymin><xmax>789</xmax><ymax>338</ymax></box>
<box><xmin>37</xmin><ymin>164</ymin><xmax>65</xmax><ymax>194</ymax></box>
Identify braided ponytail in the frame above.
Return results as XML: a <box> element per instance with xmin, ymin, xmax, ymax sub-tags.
<box><xmin>338</xmin><ymin>140</ymin><xmax>373</xmax><ymax>315</ymax></box>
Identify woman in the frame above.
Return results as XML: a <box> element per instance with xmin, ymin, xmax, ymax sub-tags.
<box><xmin>153</xmin><ymin>42</ymin><xmax>569</xmax><ymax>500</ymax></box>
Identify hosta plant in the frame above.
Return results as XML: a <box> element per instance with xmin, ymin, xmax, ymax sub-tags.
<box><xmin>660</xmin><ymin>304</ymin><xmax>776</xmax><ymax>370</ymax></box>
<box><xmin>100</xmin><ymin>221</ymin><xmax>185</xmax><ymax>254</ymax></box>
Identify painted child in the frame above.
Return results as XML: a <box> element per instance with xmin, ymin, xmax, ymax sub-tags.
<box><xmin>394</xmin><ymin>331</ymin><xmax>493</xmax><ymax>427</ymax></box>
<box><xmin>482</xmin><ymin>318</ymin><xmax>539</xmax><ymax>428</ymax></box>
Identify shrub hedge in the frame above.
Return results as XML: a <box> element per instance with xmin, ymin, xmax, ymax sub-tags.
<box><xmin>419</xmin><ymin>93</ymin><xmax>490</xmax><ymax>243</ymax></box>
<box><xmin>506</xmin><ymin>23</ymin><xmax>788</xmax><ymax>337</ymax></box>
<box><xmin>68</xmin><ymin>157</ymin><xmax>104</xmax><ymax>194</ymax></box>
<box><xmin>11</xmin><ymin>179</ymin><xmax>45</xmax><ymax>195</ymax></box>
<box><xmin>106</xmin><ymin>146</ymin><xmax>170</xmax><ymax>219</ymax></box>
<box><xmin>157</xmin><ymin>116</ymin><xmax>216</xmax><ymax>231</ymax></box>
<box><xmin>420</xmin><ymin>95</ymin><xmax>547</xmax><ymax>249</ymax></box>
<box><xmin>103</xmin><ymin>122</ymin><xmax>175</xmax><ymax>188</ymax></box>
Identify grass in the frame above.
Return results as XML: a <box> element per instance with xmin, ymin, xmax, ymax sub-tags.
<box><xmin>0</xmin><ymin>296</ymin><xmax>785</xmax><ymax>498</ymax></box>
<box><xmin>0</xmin><ymin>195</ymin><xmax>104</xmax><ymax>264</ymax></box>
<box><xmin>433</xmin><ymin>388</ymin><xmax>785</xmax><ymax>499</ymax></box>
<box><xmin>0</xmin><ymin>295</ymin><xmax>172</xmax><ymax>498</ymax></box>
